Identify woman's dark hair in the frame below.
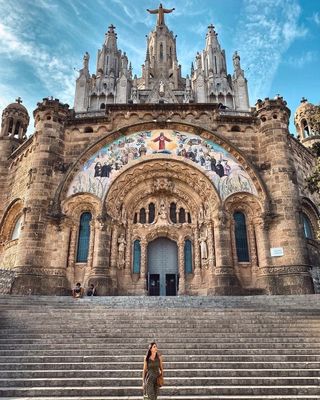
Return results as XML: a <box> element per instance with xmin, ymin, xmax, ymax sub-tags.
<box><xmin>146</xmin><ymin>341</ymin><xmax>159</xmax><ymax>362</ymax></box>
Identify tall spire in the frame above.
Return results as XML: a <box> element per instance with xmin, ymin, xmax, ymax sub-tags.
<box><xmin>105</xmin><ymin>24</ymin><xmax>118</xmax><ymax>50</ymax></box>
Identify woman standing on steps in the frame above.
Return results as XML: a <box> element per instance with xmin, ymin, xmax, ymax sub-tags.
<box><xmin>142</xmin><ymin>342</ymin><xmax>164</xmax><ymax>400</ymax></box>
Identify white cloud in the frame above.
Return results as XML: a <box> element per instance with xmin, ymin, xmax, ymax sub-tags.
<box><xmin>313</xmin><ymin>12</ymin><xmax>320</xmax><ymax>26</ymax></box>
<box><xmin>286</xmin><ymin>51</ymin><xmax>318</xmax><ymax>69</ymax></box>
<box><xmin>233</xmin><ymin>0</ymin><xmax>308</xmax><ymax>102</ymax></box>
<box><xmin>0</xmin><ymin>22</ymin><xmax>76</xmax><ymax>103</ymax></box>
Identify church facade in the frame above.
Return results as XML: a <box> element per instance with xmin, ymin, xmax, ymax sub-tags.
<box><xmin>0</xmin><ymin>6</ymin><xmax>319</xmax><ymax>296</ymax></box>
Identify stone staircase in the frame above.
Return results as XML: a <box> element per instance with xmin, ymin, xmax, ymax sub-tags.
<box><xmin>0</xmin><ymin>295</ymin><xmax>320</xmax><ymax>400</ymax></box>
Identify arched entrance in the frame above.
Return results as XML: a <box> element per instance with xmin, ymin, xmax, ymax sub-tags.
<box><xmin>147</xmin><ymin>237</ymin><xmax>178</xmax><ymax>296</ymax></box>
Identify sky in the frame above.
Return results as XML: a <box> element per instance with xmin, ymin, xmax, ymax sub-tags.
<box><xmin>0</xmin><ymin>0</ymin><xmax>319</xmax><ymax>135</ymax></box>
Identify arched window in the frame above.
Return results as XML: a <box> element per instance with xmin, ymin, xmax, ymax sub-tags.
<box><xmin>179</xmin><ymin>208</ymin><xmax>186</xmax><ymax>223</ymax></box>
<box><xmin>76</xmin><ymin>212</ymin><xmax>92</xmax><ymax>262</ymax></box>
<box><xmin>302</xmin><ymin>213</ymin><xmax>314</xmax><ymax>239</ymax></box>
<box><xmin>14</xmin><ymin>121</ymin><xmax>21</xmax><ymax>136</ymax></box>
<box><xmin>8</xmin><ymin>118</ymin><xmax>13</xmax><ymax>134</ymax></box>
<box><xmin>187</xmin><ymin>212</ymin><xmax>192</xmax><ymax>223</ymax></box>
<box><xmin>84</xmin><ymin>126</ymin><xmax>93</xmax><ymax>133</ymax></box>
<box><xmin>233</xmin><ymin>211</ymin><xmax>249</xmax><ymax>262</ymax></box>
<box><xmin>133</xmin><ymin>213</ymin><xmax>138</xmax><ymax>224</ymax></box>
<box><xmin>139</xmin><ymin>208</ymin><xmax>146</xmax><ymax>224</ymax></box>
<box><xmin>100</xmin><ymin>103</ymin><xmax>105</xmax><ymax>109</ymax></box>
<box><xmin>170</xmin><ymin>203</ymin><xmax>177</xmax><ymax>223</ymax></box>
<box><xmin>184</xmin><ymin>239</ymin><xmax>192</xmax><ymax>273</ymax></box>
<box><xmin>133</xmin><ymin>240</ymin><xmax>141</xmax><ymax>274</ymax></box>
<box><xmin>11</xmin><ymin>215</ymin><xmax>22</xmax><ymax>240</ymax></box>
<box><xmin>148</xmin><ymin>203</ymin><xmax>155</xmax><ymax>223</ymax></box>
<box><xmin>160</xmin><ymin>43</ymin><xmax>163</xmax><ymax>60</ymax></box>
<box><xmin>302</xmin><ymin>120</ymin><xmax>310</xmax><ymax>137</ymax></box>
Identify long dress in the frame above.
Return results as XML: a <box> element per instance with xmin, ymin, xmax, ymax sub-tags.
<box><xmin>144</xmin><ymin>357</ymin><xmax>160</xmax><ymax>400</ymax></box>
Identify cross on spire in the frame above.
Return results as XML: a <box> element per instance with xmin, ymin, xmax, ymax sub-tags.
<box><xmin>15</xmin><ymin>97</ymin><xmax>23</xmax><ymax>104</ymax></box>
<box><xmin>108</xmin><ymin>24</ymin><xmax>116</xmax><ymax>33</ymax></box>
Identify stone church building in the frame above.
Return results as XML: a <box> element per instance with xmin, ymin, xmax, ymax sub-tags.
<box><xmin>0</xmin><ymin>5</ymin><xmax>319</xmax><ymax>296</ymax></box>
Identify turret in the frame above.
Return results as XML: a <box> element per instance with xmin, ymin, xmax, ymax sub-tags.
<box><xmin>0</xmin><ymin>97</ymin><xmax>29</xmax><ymax>142</ymax></box>
<box><xmin>0</xmin><ymin>98</ymin><xmax>29</xmax><ymax>218</ymax></box>
<box><xmin>294</xmin><ymin>98</ymin><xmax>320</xmax><ymax>150</ymax></box>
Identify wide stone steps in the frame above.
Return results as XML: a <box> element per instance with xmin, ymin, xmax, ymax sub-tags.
<box><xmin>3</xmin><ymin>361</ymin><xmax>320</xmax><ymax>370</ymax></box>
<box><xmin>1</xmin><ymin>385</ymin><xmax>320</xmax><ymax>397</ymax></box>
<box><xmin>1</xmin><ymin>295</ymin><xmax>320</xmax><ymax>399</ymax></box>
<box><xmin>4</xmin><ymin>355</ymin><xmax>320</xmax><ymax>363</ymax></box>
<box><xmin>1</xmin><ymin>397</ymin><xmax>319</xmax><ymax>400</ymax></box>
<box><xmin>1</xmin><ymin>377</ymin><xmax>320</xmax><ymax>387</ymax></box>
<box><xmin>1</xmin><ymin>368</ymin><xmax>320</xmax><ymax>378</ymax></box>
<box><xmin>2</xmin><ymin>348</ymin><xmax>320</xmax><ymax>356</ymax></box>
<box><xmin>2</xmin><ymin>341</ymin><xmax>320</xmax><ymax>349</ymax></box>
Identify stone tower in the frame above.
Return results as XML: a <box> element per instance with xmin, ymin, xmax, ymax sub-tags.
<box><xmin>294</xmin><ymin>98</ymin><xmax>320</xmax><ymax>149</ymax></box>
<box><xmin>11</xmin><ymin>98</ymin><xmax>70</xmax><ymax>294</ymax></box>
<box><xmin>0</xmin><ymin>99</ymin><xmax>29</xmax><ymax>216</ymax></box>
<box><xmin>255</xmin><ymin>96</ymin><xmax>313</xmax><ymax>294</ymax></box>
<box><xmin>191</xmin><ymin>25</ymin><xmax>250</xmax><ymax>110</ymax></box>
<box><xmin>74</xmin><ymin>25</ymin><xmax>132</xmax><ymax>112</ymax></box>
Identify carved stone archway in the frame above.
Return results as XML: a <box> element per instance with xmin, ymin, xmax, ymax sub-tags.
<box><xmin>103</xmin><ymin>157</ymin><xmax>221</xmax><ymax>295</ymax></box>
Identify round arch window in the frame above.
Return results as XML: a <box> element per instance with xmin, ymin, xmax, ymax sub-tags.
<box><xmin>11</xmin><ymin>215</ymin><xmax>22</xmax><ymax>240</ymax></box>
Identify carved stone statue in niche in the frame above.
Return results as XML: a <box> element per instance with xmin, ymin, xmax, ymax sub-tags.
<box><xmin>198</xmin><ymin>204</ymin><xmax>204</xmax><ymax>225</ymax></box>
<box><xmin>117</xmin><ymin>233</ymin><xmax>126</xmax><ymax>269</ymax></box>
<box><xmin>199</xmin><ymin>229</ymin><xmax>208</xmax><ymax>267</ymax></box>
<box><xmin>120</xmin><ymin>206</ymin><xmax>127</xmax><ymax>226</ymax></box>
<box><xmin>157</xmin><ymin>200</ymin><xmax>168</xmax><ymax>224</ymax></box>
<box><xmin>159</xmin><ymin>80</ymin><xmax>165</xmax><ymax>95</ymax></box>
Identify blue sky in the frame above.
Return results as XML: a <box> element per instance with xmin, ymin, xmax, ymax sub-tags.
<box><xmin>0</xmin><ymin>0</ymin><xmax>319</xmax><ymax>134</ymax></box>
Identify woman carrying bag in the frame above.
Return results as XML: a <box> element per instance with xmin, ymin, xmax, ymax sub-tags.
<box><xmin>142</xmin><ymin>342</ymin><xmax>164</xmax><ymax>400</ymax></box>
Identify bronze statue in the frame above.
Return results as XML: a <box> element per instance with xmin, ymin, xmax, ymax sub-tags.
<box><xmin>147</xmin><ymin>3</ymin><xmax>175</xmax><ymax>26</ymax></box>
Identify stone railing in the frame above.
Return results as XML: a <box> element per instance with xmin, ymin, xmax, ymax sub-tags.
<box><xmin>74</xmin><ymin>111</ymin><xmax>106</xmax><ymax>119</ymax></box>
<box><xmin>219</xmin><ymin>110</ymin><xmax>252</xmax><ymax>117</ymax></box>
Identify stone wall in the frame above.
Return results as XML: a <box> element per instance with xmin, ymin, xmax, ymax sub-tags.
<box><xmin>0</xmin><ymin>268</ymin><xmax>16</xmax><ymax>294</ymax></box>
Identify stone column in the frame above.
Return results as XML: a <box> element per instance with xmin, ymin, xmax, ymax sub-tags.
<box><xmin>191</xmin><ymin>226</ymin><xmax>201</xmax><ymax>291</ymax></box>
<box><xmin>140</xmin><ymin>238</ymin><xmax>148</xmax><ymax>292</ymax></box>
<box><xmin>88</xmin><ymin>215</ymin><xmax>113</xmax><ymax>295</ymax></box>
<box><xmin>54</xmin><ymin>222</ymin><xmax>72</xmax><ymax>295</ymax></box>
<box><xmin>253</xmin><ymin>216</ymin><xmax>273</xmax><ymax>292</ymax></box>
<box><xmin>206</xmin><ymin>222</ymin><xmax>215</xmax><ymax>289</ymax></box>
<box><xmin>125</xmin><ymin>226</ymin><xmax>131</xmax><ymax>271</ymax></box>
<box><xmin>207</xmin><ymin>222</ymin><xmax>215</xmax><ymax>267</ymax></box>
<box><xmin>193</xmin><ymin>226</ymin><xmax>201</xmax><ymax>273</ymax></box>
<box><xmin>212</xmin><ymin>211</ymin><xmax>242</xmax><ymax>295</ymax></box>
<box><xmin>110</xmin><ymin>224</ymin><xmax>119</xmax><ymax>268</ymax></box>
<box><xmin>178</xmin><ymin>237</ymin><xmax>186</xmax><ymax>295</ymax></box>
<box><xmin>247</xmin><ymin>219</ymin><xmax>258</xmax><ymax>286</ymax></box>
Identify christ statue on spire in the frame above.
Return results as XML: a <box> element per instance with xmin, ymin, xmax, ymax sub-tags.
<box><xmin>147</xmin><ymin>3</ymin><xmax>175</xmax><ymax>26</ymax></box>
